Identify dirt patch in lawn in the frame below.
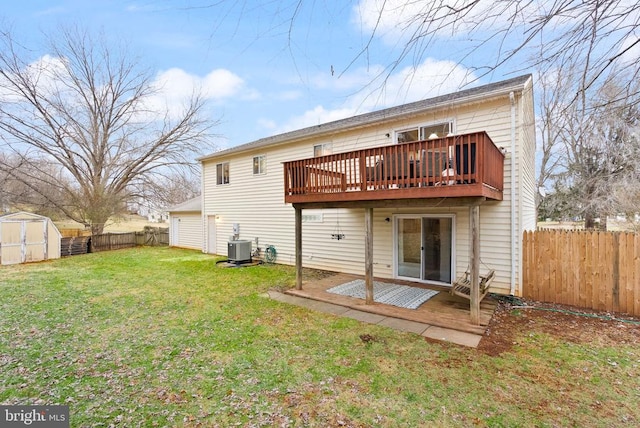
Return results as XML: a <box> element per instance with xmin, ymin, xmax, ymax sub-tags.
<box><xmin>478</xmin><ymin>297</ymin><xmax>640</xmax><ymax>356</ymax></box>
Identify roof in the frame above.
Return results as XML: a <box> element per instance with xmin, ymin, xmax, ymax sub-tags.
<box><xmin>167</xmin><ymin>196</ymin><xmax>201</xmax><ymax>213</ymax></box>
<box><xmin>0</xmin><ymin>211</ymin><xmax>52</xmax><ymax>221</ymax></box>
<box><xmin>199</xmin><ymin>74</ymin><xmax>532</xmax><ymax>162</ymax></box>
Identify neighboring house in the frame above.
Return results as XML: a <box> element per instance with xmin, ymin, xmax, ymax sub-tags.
<box><xmin>167</xmin><ymin>197</ymin><xmax>202</xmax><ymax>250</ymax></box>
<box><xmin>129</xmin><ymin>201</ymin><xmax>168</xmax><ymax>223</ymax></box>
<box><xmin>0</xmin><ymin>211</ymin><xmax>61</xmax><ymax>265</ymax></box>
<box><xmin>147</xmin><ymin>209</ymin><xmax>168</xmax><ymax>223</ymax></box>
<box><xmin>198</xmin><ymin>75</ymin><xmax>536</xmax><ymax>320</ymax></box>
<box><xmin>139</xmin><ymin>206</ymin><xmax>168</xmax><ymax>223</ymax></box>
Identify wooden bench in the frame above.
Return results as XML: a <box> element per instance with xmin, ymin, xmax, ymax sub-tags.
<box><xmin>451</xmin><ymin>270</ymin><xmax>495</xmax><ymax>301</ymax></box>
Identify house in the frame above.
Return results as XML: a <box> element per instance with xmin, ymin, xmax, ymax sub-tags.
<box><xmin>198</xmin><ymin>75</ymin><xmax>536</xmax><ymax>324</ymax></box>
<box><xmin>167</xmin><ymin>197</ymin><xmax>203</xmax><ymax>250</ymax></box>
<box><xmin>0</xmin><ymin>211</ymin><xmax>61</xmax><ymax>265</ymax></box>
<box><xmin>146</xmin><ymin>208</ymin><xmax>168</xmax><ymax>223</ymax></box>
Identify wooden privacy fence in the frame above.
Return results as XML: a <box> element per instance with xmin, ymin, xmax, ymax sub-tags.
<box><xmin>90</xmin><ymin>229</ymin><xmax>169</xmax><ymax>252</ymax></box>
<box><xmin>523</xmin><ymin>230</ymin><xmax>640</xmax><ymax>317</ymax></box>
<box><xmin>61</xmin><ymin>229</ymin><xmax>169</xmax><ymax>255</ymax></box>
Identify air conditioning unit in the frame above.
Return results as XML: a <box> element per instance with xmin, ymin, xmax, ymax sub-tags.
<box><xmin>228</xmin><ymin>240</ymin><xmax>252</xmax><ymax>263</ymax></box>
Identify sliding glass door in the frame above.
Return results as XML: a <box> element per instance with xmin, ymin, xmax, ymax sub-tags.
<box><xmin>395</xmin><ymin>215</ymin><xmax>454</xmax><ymax>284</ymax></box>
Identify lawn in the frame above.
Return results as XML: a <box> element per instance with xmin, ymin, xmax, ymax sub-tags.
<box><xmin>1</xmin><ymin>247</ymin><xmax>638</xmax><ymax>427</ymax></box>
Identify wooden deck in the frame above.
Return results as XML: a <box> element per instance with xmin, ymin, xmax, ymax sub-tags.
<box><xmin>284</xmin><ymin>131</ymin><xmax>505</xmax><ymax>205</ymax></box>
<box><xmin>286</xmin><ymin>273</ymin><xmax>497</xmax><ymax>335</ymax></box>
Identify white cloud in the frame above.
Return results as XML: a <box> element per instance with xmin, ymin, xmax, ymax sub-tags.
<box><xmin>0</xmin><ymin>55</ymin><xmax>249</xmax><ymax>124</ymax></box>
<box><xmin>152</xmin><ymin>67</ymin><xmax>244</xmax><ymax>101</ymax></box>
<box><xmin>0</xmin><ymin>54</ymin><xmax>69</xmax><ymax>102</ymax></box>
<box><xmin>275</xmin><ymin>105</ymin><xmax>358</xmax><ymax>133</ymax></box>
<box><xmin>353</xmin><ymin>0</ymin><xmax>525</xmax><ymax>44</ymax></box>
<box><xmin>145</xmin><ymin>67</ymin><xmax>247</xmax><ymax>119</ymax></box>
<box><xmin>274</xmin><ymin>58</ymin><xmax>476</xmax><ymax>133</ymax></box>
<box><xmin>349</xmin><ymin>58</ymin><xmax>476</xmax><ymax>109</ymax></box>
<box><xmin>618</xmin><ymin>33</ymin><xmax>640</xmax><ymax>67</ymax></box>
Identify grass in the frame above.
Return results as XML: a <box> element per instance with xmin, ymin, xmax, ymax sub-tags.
<box><xmin>1</xmin><ymin>247</ymin><xmax>638</xmax><ymax>427</ymax></box>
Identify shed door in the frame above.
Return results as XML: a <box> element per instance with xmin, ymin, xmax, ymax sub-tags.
<box><xmin>0</xmin><ymin>219</ymin><xmax>47</xmax><ymax>265</ymax></box>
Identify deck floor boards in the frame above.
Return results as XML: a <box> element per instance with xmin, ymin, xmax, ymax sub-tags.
<box><xmin>285</xmin><ymin>273</ymin><xmax>497</xmax><ymax>335</ymax></box>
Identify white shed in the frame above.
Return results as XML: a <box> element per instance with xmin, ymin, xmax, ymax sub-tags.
<box><xmin>167</xmin><ymin>197</ymin><xmax>203</xmax><ymax>250</ymax></box>
<box><xmin>0</xmin><ymin>212</ymin><xmax>62</xmax><ymax>265</ymax></box>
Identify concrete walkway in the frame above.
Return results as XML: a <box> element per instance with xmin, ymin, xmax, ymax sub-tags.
<box><xmin>266</xmin><ymin>291</ymin><xmax>483</xmax><ymax>348</ymax></box>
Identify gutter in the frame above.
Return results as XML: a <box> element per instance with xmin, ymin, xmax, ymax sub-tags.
<box><xmin>509</xmin><ymin>91</ymin><xmax>517</xmax><ymax>295</ymax></box>
<box><xmin>198</xmin><ymin>75</ymin><xmax>533</xmax><ymax>162</ymax></box>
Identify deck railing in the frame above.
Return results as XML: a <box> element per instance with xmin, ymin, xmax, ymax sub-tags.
<box><xmin>284</xmin><ymin>132</ymin><xmax>504</xmax><ymax>204</ymax></box>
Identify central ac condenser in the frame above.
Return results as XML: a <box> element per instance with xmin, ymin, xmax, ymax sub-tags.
<box><xmin>227</xmin><ymin>240</ymin><xmax>252</xmax><ymax>263</ymax></box>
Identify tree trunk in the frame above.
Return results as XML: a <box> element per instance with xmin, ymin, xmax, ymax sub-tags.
<box><xmin>584</xmin><ymin>211</ymin><xmax>596</xmax><ymax>230</ymax></box>
<box><xmin>599</xmin><ymin>215</ymin><xmax>608</xmax><ymax>231</ymax></box>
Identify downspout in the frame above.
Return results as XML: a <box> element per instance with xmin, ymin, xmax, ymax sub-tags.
<box><xmin>509</xmin><ymin>91</ymin><xmax>516</xmax><ymax>295</ymax></box>
<box><xmin>201</xmin><ymin>161</ymin><xmax>206</xmax><ymax>253</ymax></box>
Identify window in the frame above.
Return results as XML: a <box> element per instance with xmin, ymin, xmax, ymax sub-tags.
<box><xmin>252</xmin><ymin>155</ymin><xmax>266</xmax><ymax>175</ymax></box>
<box><xmin>396</xmin><ymin>121</ymin><xmax>453</xmax><ymax>143</ymax></box>
<box><xmin>313</xmin><ymin>143</ymin><xmax>333</xmax><ymax>157</ymax></box>
<box><xmin>216</xmin><ymin>162</ymin><xmax>229</xmax><ymax>185</ymax></box>
<box><xmin>302</xmin><ymin>213</ymin><xmax>323</xmax><ymax>223</ymax></box>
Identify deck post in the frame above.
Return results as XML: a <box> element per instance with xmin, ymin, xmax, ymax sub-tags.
<box><xmin>295</xmin><ymin>206</ymin><xmax>302</xmax><ymax>290</ymax></box>
<box><xmin>365</xmin><ymin>207</ymin><xmax>374</xmax><ymax>304</ymax></box>
<box><xmin>470</xmin><ymin>204</ymin><xmax>480</xmax><ymax>325</ymax></box>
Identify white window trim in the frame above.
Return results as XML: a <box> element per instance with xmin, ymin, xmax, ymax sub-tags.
<box><xmin>252</xmin><ymin>154</ymin><xmax>267</xmax><ymax>175</ymax></box>
<box><xmin>216</xmin><ymin>161</ymin><xmax>230</xmax><ymax>185</ymax></box>
<box><xmin>313</xmin><ymin>143</ymin><xmax>333</xmax><ymax>157</ymax></box>
<box><xmin>392</xmin><ymin>213</ymin><xmax>456</xmax><ymax>286</ymax></box>
<box><xmin>394</xmin><ymin>119</ymin><xmax>456</xmax><ymax>144</ymax></box>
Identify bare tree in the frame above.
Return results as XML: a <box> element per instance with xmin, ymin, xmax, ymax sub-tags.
<box><xmin>537</xmin><ymin>57</ymin><xmax>640</xmax><ymax>229</ymax></box>
<box><xmin>0</xmin><ymin>152</ymin><xmax>71</xmax><ymax>217</ymax></box>
<box><xmin>343</xmin><ymin>1</ymin><xmax>640</xmax><ymax>101</ymax></box>
<box><xmin>536</xmin><ymin>66</ymin><xmax>572</xmax><ymax>212</ymax></box>
<box><xmin>130</xmin><ymin>169</ymin><xmax>202</xmax><ymax>215</ymax></box>
<box><xmin>0</xmin><ymin>27</ymin><xmax>215</xmax><ymax>234</ymax></box>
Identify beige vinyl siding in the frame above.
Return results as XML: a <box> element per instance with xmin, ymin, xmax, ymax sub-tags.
<box><xmin>201</xmin><ymin>85</ymin><xmax>531</xmax><ymax>293</ymax></box>
<box><xmin>520</xmin><ymin>80</ymin><xmax>537</xmax><ymax>231</ymax></box>
<box><xmin>169</xmin><ymin>213</ymin><xmax>202</xmax><ymax>250</ymax></box>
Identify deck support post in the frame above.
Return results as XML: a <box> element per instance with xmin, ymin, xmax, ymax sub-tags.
<box><xmin>295</xmin><ymin>206</ymin><xmax>302</xmax><ymax>290</ymax></box>
<box><xmin>365</xmin><ymin>207</ymin><xmax>374</xmax><ymax>304</ymax></box>
<box><xmin>470</xmin><ymin>204</ymin><xmax>480</xmax><ymax>325</ymax></box>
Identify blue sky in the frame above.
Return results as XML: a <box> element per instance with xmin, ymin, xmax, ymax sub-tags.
<box><xmin>1</xmin><ymin>0</ymin><xmax>604</xmax><ymax>154</ymax></box>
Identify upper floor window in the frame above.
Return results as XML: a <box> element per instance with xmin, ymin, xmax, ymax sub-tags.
<box><xmin>253</xmin><ymin>155</ymin><xmax>266</xmax><ymax>175</ymax></box>
<box><xmin>313</xmin><ymin>143</ymin><xmax>333</xmax><ymax>157</ymax></box>
<box><xmin>216</xmin><ymin>162</ymin><xmax>229</xmax><ymax>185</ymax></box>
<box><xmin>396</xmin><ymin>121</ymin><xmax>453</xmax><ymax>143</ymax></box>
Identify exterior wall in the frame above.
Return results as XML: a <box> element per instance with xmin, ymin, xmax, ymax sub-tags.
<box><xmin>520</xmin><ymin>79</ymin><xmax>538</xmax><ymax>232</ymax></box>
<box><xmin>517</xmin><ymin>78</ymin><xmax>538</xmax><ymax>296</ymax></box>
<box><xmin>201</xmin><ymin>82</ymin><xmax>535</xmax><ymax>295</ymax></box>
<box><xmin>168</xmin><ymin>212</ymin><xmax>202</xmax><ymax>250</ymax></box>
<box><xmin>47</xmin><ymin>220</ymin><xmax>61</xmax><ymax>261</ymax></box>
<box><xmin>0</xmin><ymin>212</ymin><xmax>61</xmax><ymax>265</ymax></box>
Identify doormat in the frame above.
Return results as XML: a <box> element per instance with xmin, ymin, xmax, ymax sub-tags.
<box><xmin>327</xmin><ymin>279</ymin><xmax>439</xmax><ymax>310</ymax></box>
